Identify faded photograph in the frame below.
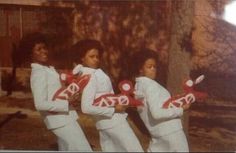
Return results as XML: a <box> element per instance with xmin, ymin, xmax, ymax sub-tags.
<box><xmin>0</xmin><ymin>0</ymin><xmax>235</xmax><ymax>152</ymax></box>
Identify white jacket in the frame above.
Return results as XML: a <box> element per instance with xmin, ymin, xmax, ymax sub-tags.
<box><xmin>135</xmin><ymin>77</ymin><xmax>183</xmax><ymax>138</ymax></box>
<box><xmin>81</xmin><ymin>67</ymin><xmax>127</xmax><ymax>130</ymax></box>
<box><xmin>30</xmin><ymin>63</ymin><xmax>78</xmax><ymax>130</ymax></box>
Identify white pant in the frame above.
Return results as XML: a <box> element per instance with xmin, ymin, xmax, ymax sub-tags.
<box><xmin>99</xmin><ymin>121</ymin><xmax>144</xmax><ymax>152</ymax></box>
<box><xmin>147</xmin><ymin>130</ymin><xmax>189</xmax><ymax>152</ymax></box>
<box><xmin>52</xmin><ymin>121</ymin><xmax>92</xmax><ymax>151</ymax></box>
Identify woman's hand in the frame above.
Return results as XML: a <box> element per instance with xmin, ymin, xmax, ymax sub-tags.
<box><xmin>182</xmin><ymin>103</ymin><xmax>191</xmax><ymax>111</ymax></box>
<box><xmin>68</xmin><ymin>92</ymin><xmax>81</xmax><ymax>108</ymax></box>
<box><xmin>114</xmin><ymin>104</ymin><xmax>129</xmax><ymax>113</ymax></box>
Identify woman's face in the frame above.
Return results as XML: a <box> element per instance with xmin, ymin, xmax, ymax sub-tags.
<box><xmin>82</xmin><ymin>48</ymin><xmax>100</xmax><ymax>69</ymax></box>
<box><xmin>140</xmin><ymin>58</ymin><xmax>157</xmax><ymax>80</ymax></box>
<box><xmin>32</xmin><ymin>42</ymin><xmax>49</xmax><ymax>65</ymax></box>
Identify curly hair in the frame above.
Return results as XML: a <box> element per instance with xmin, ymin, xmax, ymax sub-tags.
<box><xmin>17</xmin><ymin>32</ymin><xmax>48</xmax><ymax>63</ymax></box>
<box><xmin>130</xmin><ymin>48</ymin><xmax>159</xmax><ymax>77</ymax></box>
<box><xmin>70</xmin><ymin>39</ymin><xmax>104</xmax><ymax>63</ymax></box>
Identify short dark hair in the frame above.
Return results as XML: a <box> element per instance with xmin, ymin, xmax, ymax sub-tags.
<box><xmin>71</xmin><ymin>39</ymin><xmax>104</xmax><ymax>63</ymax></box>
<box><xmin>131</xmin><ymin>48</ymin><xmax>159</xmax><ymax>77</ymax></box>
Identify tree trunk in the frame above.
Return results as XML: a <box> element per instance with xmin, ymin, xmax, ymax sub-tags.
<box><xmin>0</xmin><ymin>69</ymin><xmax>2</xmax><ymax>96</ymax></box>
<box><xmin>167</xmin><ymin>0</ymin><xmax>195</xmax><ymax>139</ymax></box>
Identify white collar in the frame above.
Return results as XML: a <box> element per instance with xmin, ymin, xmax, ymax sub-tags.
<box><xmin>31</xmin><ymin>63</ymin><xmax>54</xmax><ymax>69</ymax></box>
<box><xmin>81</xmin><ymin>66</ymin><xmax>97</xmax><ymax>75</ymax></box>
<box><xmin>136</xmin><ymin>76</ymin><xmax>153</xmax><ymax>82</ymax></box>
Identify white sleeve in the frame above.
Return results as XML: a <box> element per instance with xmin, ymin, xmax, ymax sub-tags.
<box><xmin>81</xmin><ymin>74</ymin><xmax>115</xmax><ymax>117</ymax></box>
<box><xmin>144</xmin><ymin>81</ymin><xmax>183</xmax><ymax>121</ymax></box>
<box><xmin>30</xmin><ymin>69</ymin><xmax>69</xmax><ymax>112</ymax></box>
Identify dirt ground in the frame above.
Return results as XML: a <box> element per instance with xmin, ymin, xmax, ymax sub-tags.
<box><xmin>0</xmin><ymin>95</ymin><xmax>236</xmax><ymax>152</ymax></box>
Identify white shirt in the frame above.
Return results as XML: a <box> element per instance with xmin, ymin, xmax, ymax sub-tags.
<box><xmin>81</xmin><ymin>67</ymin><xmax>127</xmax><ymax>130</ymax></box>
<box><xmin>135</xmin><ymin>76</ymin><xmax>183</xmax><ymax>137</ymax></box>
<box><xmin>30</xmin><ymin>63</ymin><xmax>78</xmax><ymax>130</ymax></box>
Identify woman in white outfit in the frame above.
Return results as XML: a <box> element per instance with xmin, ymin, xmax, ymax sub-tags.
<box><xmin>22</xmin><ymin>32</ymin><xmax>92</xmax><ymax>151</ymax></box>
<box><xmin>131</xmin><ymin>48</ymin><xmax>190</xmax><ymax>152</ymax></box>
<box><xmin>71</xmin><ymin>39</ymin><xmax>144</xmax><ymax>152</ymax></box>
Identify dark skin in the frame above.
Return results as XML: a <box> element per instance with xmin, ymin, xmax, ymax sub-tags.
<box><xmin>139</xmin><ymin>57</ymin><xmax>191</xmax><ymax>111</ymax></box>
<box><xmin>32</xmin><ymin>42</ymin><xmax>49</xmax><ymax>66</ymax></box>
<box><xmin>68</xmin><ymin>92</ymin><xmax>82</xmax><ymax>109</ymax></box>
<box><xmin>31</xmin><ymin>42</ymin><xmax>81</xmax><ymax>105</ymax></box>
<box><xmin>79</xmin><ymin>48</ymin><xmax>128</xmax><ymax>113</ymax></box>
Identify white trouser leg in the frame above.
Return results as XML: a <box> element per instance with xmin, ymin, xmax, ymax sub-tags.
<box><xmin>99</xmin><ymin>130</ymin><xmax>116</xmax><ymax>152</ymax></box>
<box><xmin>99</xmin><ymin>121</ymin><xmax>144</xmax><ymax>152</ymax></box>
<box><xmin>52</xmin><ymin>121</ymin><xmax>92</xmax><ymax>151</ymax></box>
<box><xmin>148</xmin><ymin>130</ymin><xmax>189</xmax><ymax>152</ymax></box>
<box><xmin>57</xmin><ymin>138</ymin><xmax>67</xmax><ymax>151</ymax></box>
<box><xmin>170</xmin><ymin>130</ymin><xmax>189</xmax><ymax>152</ymax></box>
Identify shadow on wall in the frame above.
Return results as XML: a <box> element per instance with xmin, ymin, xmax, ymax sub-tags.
<box><xmin>1</xmin><ymin>68</ymin><xmax>31</xmax><ymax>94</ymax></box>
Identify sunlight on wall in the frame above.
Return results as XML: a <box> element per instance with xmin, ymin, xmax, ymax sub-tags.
<box><xmin>223</xmin><ymin>1</ymin><xmax>236</xmax><ymax>26</ymax></box>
